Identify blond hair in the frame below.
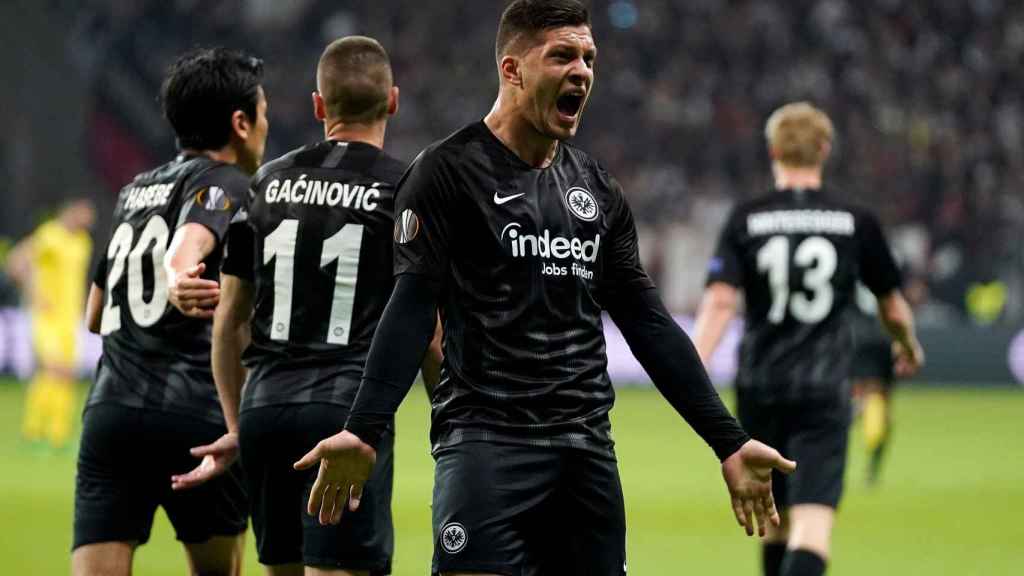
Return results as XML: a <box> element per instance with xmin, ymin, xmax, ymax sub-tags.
<box><xmin>764</xmin><ymin>102</ymin><xmax>834</xmax><ymax>168</ymax></box>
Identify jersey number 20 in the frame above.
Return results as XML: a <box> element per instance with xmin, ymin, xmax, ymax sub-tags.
<box><xmin>263</xmin><ymin>219</ymin><xmax>363</xmax><ymax>345</ymax></box>
<box><xmin>100</xmin><ymin>215</ymin><xmax>170</xmax><ymax>335</ymax></box>
<box><xmin>757</xmin><ymin>235</ymin><xmax>837</xmax><ymax>324</ymax></box>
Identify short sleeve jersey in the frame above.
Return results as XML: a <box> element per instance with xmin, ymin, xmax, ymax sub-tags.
<box><xmin>706</xmin><ymin>188</ymin><xmax>902</xmax><ymax>401</ymax></box>
<box><xmin>87</xmin><ymin>154</ymin><xmax>250</xmax><ymax>424</ymax></box>
<box><xmin>222</xmin><ymin>141</ymin><xmax>403</xmax><ymax>411</ymax></box>
<box><xmin>394</xmin><ymin>121</ymin><xmax>653</xmax><ymax>457</ymax></box>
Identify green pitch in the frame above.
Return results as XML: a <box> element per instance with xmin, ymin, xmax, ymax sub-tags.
<box><xmin>0</xmin><ymin>381</ymin><xmax>1021</xmax><ymax>575</ymax></box>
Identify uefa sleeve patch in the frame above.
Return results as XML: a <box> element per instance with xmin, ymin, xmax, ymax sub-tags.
<box><xmin>395</xmin><ymin>209</ymin><xmax>421</xmax><ymax>244</ymax></box>
<box><xmin>195</xmin><ymin>186</ymin><xmax>232</xmax><ymax>211</ymax></box>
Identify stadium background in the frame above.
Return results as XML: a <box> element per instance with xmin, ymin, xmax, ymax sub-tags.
<box><xmin>0</xmin><ymin>0</ymin><xmax>1021</xmax><ymax>573</ymax></box>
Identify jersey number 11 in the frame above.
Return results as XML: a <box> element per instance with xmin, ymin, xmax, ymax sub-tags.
<box><xmin>263</xmin><ymin>219</ymin><xmax>364</xmax><ymax>345</ymax></box>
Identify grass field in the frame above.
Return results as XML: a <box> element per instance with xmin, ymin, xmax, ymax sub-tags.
<box><xmin>1</xmin><ymin>381</ymin><xmax>1022</xmax><ymax>575</ymax></box>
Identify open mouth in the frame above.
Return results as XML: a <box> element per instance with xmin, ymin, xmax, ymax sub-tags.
<box><xmin>556</xmin><ymin>92</ymin><xmax>585</xmax><ymax>119</ymax></box>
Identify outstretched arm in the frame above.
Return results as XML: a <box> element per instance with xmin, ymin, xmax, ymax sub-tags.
<box><xmin>606</xmin><ymin>286</ymin><xmax>795</xmax><ymax>536</ymax></box>
<box><xmin>171</xmin><ymin>273</ymin><xmax>253</xmax><ymax>490</ymax></box>
<box><xmin>294</xmin><ymin>273</ymin><xmax>439</xmax><ymax>525</ymax></box>
<box><xmin>693</xmin><ymin>282</ymin><xmax>741</xmax><ymax>366</ymax></box>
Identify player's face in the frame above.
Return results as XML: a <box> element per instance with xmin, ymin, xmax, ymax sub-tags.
<box><xmin>238</xmin><ymin>86</ymin><xmax>269</xmax><ymax>174</ymax></box>
<box><xmin>519</xmin><ymin>26</ymin><xmax>596</xmax><ymax>141</ymax></box>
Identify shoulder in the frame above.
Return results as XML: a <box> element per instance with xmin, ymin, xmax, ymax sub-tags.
<box><xmin>373</xmin><ymin>150</ymin><xmax>408</xmax><ymax>185</ymax></box>
<box><xmin>191</xmin><ymin>162</ymin><xmax>250</xmax><ymax>197</ymax></box>
<box><xmin>253</xmin><ymin>143</ymin><xmax>317</xmax><ymax>185</ymax></box>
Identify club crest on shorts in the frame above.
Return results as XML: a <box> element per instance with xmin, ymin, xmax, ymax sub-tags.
<box><xmin>394</xmin><ymin>209</ymin><xmax>421</xmax><ymax>244</ymax></box>
<box><xmin>440</xmin><ymin>522</ymin><xmax>468</xmax><ymax>554</ymax></box>
<box><xmin>565</xmin><ymin>187</ymin><xmax>599</xmax><ymax>222</ymax></box>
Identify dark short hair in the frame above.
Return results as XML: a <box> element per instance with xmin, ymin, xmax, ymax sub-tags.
<box><xmin>161</xmin><ymin>47</ymin><xmax>264</xmax><ymax>151</ymax></box>
<box><xmin>317</xmin><ymin>36</ymin><xmax>393</xmax><ymax>124</ymax></box>
<box><xmin>495</xmin><ymin>0</ymin><xmax>591</xmax><ymax>61</ymax></box>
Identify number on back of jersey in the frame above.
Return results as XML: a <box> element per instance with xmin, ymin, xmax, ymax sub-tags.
<box><xmin>756</xmin><ymin>235</ymin><xmax>837</xmax><ymax>324</ymax></box>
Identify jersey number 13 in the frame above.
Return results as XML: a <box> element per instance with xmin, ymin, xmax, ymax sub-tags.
<box><xmin>757</xmin><ymin>235</ymin><xmax>837</xmax><ymax>324</ymax></box>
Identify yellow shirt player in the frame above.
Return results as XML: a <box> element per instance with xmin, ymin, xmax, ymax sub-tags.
<box><xmin>7</xmin><ymin>199</ymin><xmax>95</xmax><ymax>448</ymax></box>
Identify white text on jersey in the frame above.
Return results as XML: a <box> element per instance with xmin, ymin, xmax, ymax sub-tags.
<box><xmin>123</xmin><ymin>183</ymin><xmax>174</xmax><ymax>211</ymax></box>
<box><xmin>746</xmin><ymin>210</ymin><xmax>855</xmax><ymax>237</ymax></box>
<box><xmin>265</xmin><ymin>176</ymin><xmax>380</xmax><ymax>212</ymax></box>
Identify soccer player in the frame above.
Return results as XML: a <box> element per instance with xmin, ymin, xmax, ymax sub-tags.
<box><xmin>850</xmin><ymin>285</ymin><xmax>896</xmax><ymax>485</ymax></box>
<box><xmin>169</xmin><ymin>36</ymin><xmax>442</xmax><ymax>576</ymax></box>
<box><xmin>6</xmin><ymin>199</ymin><xmax>95</xmax><ymax>450</ymax></box>
<box><xmin>295</xmin><ymin>2</ymin><xmax>796</xmax><ymax>575</ymax></box>
<box><xmin>692</xmin><ymin>102</ymin><xmax>924</xmax><ymax>576</ymax></box>
<box><xmin>72</xmin><ymin>48</ymin><xmax>267</xmax><ymax>576</ymax></box>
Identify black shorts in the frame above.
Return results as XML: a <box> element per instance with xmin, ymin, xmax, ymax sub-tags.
<box><xmin>431</xmin><ymin>441</ymin><xmax>626</xmax><ymax>576</ymax></box>
<box><xmin>737</xmin><ymin>392</ymin><xmax>850</xmax><ymax>509</ymax></box>
<box><xmin>851</xmin><ymin>337</ymin><xmax>894</xmax><ymax>383</ymax></box>
<box><xmin>238</xmin><ymin>404</ymin><xmax>393</xmax><ymax>572</ymax></box>
<box><xmin>73</xmin><ymin>404</ymin><xmax>248</xmax><ymax>550</ymax></box>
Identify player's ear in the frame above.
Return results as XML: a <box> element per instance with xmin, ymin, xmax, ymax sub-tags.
<box><xmin>230</xmin><ymin>109</ymin><xmax>250</xmax><ymax>141</ymax></box>
<box><xmin>388</xmin><ymin>86</ymin><xmax>399</xmax><ymax>117</ymax></box>
<box><xmin>500</xmin><ymin>55</ymin><xmax>523</xmax><ymax>89</ymax></box>
<box><xmin>312</xmin><ymin>91</ymin><xmax>327</xmax><ymax>122</ymax></box>
<box><xmin>819</xmin><ymin>139</ymin><xmax>832</xmax><ymax>163</ymax></box>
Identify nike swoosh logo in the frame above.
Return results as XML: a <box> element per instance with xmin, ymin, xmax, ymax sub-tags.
<box><xmin>494</xmin><ymin>192</ymin><xmax>526</xmax><ymax>205</ymax></box>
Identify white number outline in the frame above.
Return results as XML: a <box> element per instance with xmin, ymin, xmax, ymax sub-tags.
<box><xmin>100</xmin><ymin>216</ymin><xmax>171</xmax><ymax>335</ymax></box>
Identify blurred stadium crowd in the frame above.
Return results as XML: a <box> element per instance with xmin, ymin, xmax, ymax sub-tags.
<box><xmin>2</xmin><ymin>0</ymin><xmax>1023</xmax><ymax>325</ymax></box>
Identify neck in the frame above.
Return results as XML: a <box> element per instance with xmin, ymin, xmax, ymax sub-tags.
<box><xmin>58</xmin><ymin>213</ymin><xmax>77</xmax><ymax>232</ymax></box>
<box><xmin>483</xmin><ymin>95</ymin><xmax>558</xmax><ymax>168</ymax></box>
<box><xmin>324</xmin><ymin>118</ymin><xmax>386</xmax><ymax>149</ymax></box>
<box><xmin>773</xmin><ymin>164</ymin><xmax>823</xmax><ymax>190</ymax></box>
<box><xmin>183</xmin><ymin>146</ymin><xmax>238</xmax><ymax>167</ymax></box>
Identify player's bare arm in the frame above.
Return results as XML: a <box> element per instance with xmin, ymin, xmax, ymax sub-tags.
<box><xmin>171</xmin><ymin>273</ymin><xmax>253</xmax><ymax>491</ymax></box>
<box><xmin>295</xmin><ymin>274</ymin><xmax>439</xmax><ymax>525</ymax></box>
<box><xmin>693</xmin><ymin>281</ymin><xmax>741</xmax><ymax>366</ymax></box>
<box><xmin>164</xmin><ymin>222</ymin><xmax>220</xmax><ymax>318</ymax></box>
<box><xmin>85</xmin><ymin>283</ymin><xmax>104</xmax><ymax>334</ymax></box>
<box><xmin>877</xmin><ymin>290</ymin><xmax>924</xmax><ymax>377</ymax></box>
<box><xmin>4</xmin><ymin>236</ymin><xmax>33</xmax><ymax>288</ymax></box>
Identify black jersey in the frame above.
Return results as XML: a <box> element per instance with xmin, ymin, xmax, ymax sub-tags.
<box><xmin>706</xmin><ymin>188</ymin><xmax>902</xmax><ymax>401</ymax></box>
<box><xmin>222</xmin><ymin>141</ymin><xmax>402</xmax><ymax>411</ymax></box>
<box><xmin>88</xmin><ymin>154</ymin><xmax>250</xmax><ymax>424</ymax></box>
<box><xmin>394</xmin><ymin>121</ymin><xmax>653</xmax><ymax>457</ymax></box>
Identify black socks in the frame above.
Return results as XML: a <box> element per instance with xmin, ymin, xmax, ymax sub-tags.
<box><xmin>762</xmin><ymin>542</ymin><xmax>787</xmax><ymax>576</ymax></box>
<box><xmin>781</xmin><ymin>549</ymin><xmax>827</xmax><ymax>576</ymax></box>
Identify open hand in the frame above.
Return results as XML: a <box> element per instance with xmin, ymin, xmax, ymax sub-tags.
<box><xmin>169</xmin><ymin>262</ymin><xmax>220</xmax><ymax>318</ymax></box>
<box><xmin>293</xmin><ymin>430</ymin><xmax>376</xmax><ymax>526</ymax></box>
<box><xmin>721</xmin><ymin>439</ymin><xmax>797</xmax><ymax>537</ymax></box>
<box><xmin>171</xmin><ymin>432</ymin><xmax>239</xmax><ymax>490</ymax></box>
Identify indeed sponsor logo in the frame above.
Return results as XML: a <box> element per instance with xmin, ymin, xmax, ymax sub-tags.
<box><xmin>500</xmin><ymin>223</ymin><xmax>601</xmax><ymax>263</ymax></box>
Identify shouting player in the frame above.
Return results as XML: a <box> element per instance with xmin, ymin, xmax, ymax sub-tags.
<box><xmin>296</xmin><ymin>2</ymin><xmax>795</xmax><ymax>575</ymax></box>
<box><xmin>169</xmin><ymin>36</ymin><xmax>442</xmax><ymax>576</ymax></box>
<box><xmin>73</xmin><ymin>48</ymin><xmax>267</xmax><ymax>576</ymax></box>
<box><xmin>693</xmin><ymin>102</ymin><xmax>924</xmax><ymax>576</ymax></box>
<box><xmin>7</xmin><ymin>199</ymin><xmax>95</xmax><ymax>450</ymax></box>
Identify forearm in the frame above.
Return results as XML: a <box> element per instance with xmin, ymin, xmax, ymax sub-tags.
<box><xmin>85</xmin><ymin>284</ymin><xmax>104</xmax><ymax>334</ymax></box>
<box><xmin>693</xmin><ymin>285</ymin><xmax>739</xmax><ymax>366</ymax></box>
<box><xmin>878</xmin><ymin>291</ymin><xmax>919</xmax><ymax>349</ymax></box>
<box><xmin>165</xmin><ymin>223</ymin><xmax>216</xmax><ymax>277</ymax></box>
<box><xmin>212</xmin><ymin>316</ymin><xmax>248</xmax><ymax>433</ymax></box>
<box><xmin>609</xmin><ymin>287</ymin><xmax>750</xmax><ymax>461</ymax></box>
<box><xmin>345</xmin><ymin>274</ymin><xmax>440</xmax><ymax>448</ymax></box>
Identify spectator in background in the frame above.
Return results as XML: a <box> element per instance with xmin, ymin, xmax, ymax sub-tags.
<box><xmin>6</xmin><ymin>199</ymin><xmax>95</xmax><ymax>450</ymax></box>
